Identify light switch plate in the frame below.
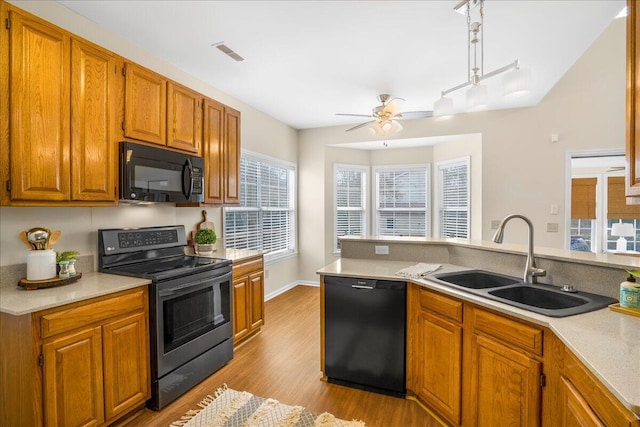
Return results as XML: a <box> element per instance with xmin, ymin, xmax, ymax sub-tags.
<box><xmin>546</xmin><ymin>222</ymin><xmax>559</xmax><ymax>232</ymax></box>
<box><xmin>550</xmin><ymin>204</ymin><xmax>559</xmax><ymax>215</ymax></box>
<box><xmin>491</xmin><ymin>220</ymin><xmax>501</xmax><ymax>230</ymax></box>
<box><xmin>375</xmin><ymin>245</ymin><xmax>389</xmax><ymax>255</ymax></box>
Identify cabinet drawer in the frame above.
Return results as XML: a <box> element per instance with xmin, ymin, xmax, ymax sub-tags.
<box><xmin>564</xmin><ymin>349</ymin><xmax>640</xmax><ymax>427</ymax></box>
<box><xmin>471</xmin><ymin>308</ymin><xmax>543</xmax><ymax>356</ymax></box>
<box><xmin>419</xmin><ymin>288</ymin><xmax>463</xmax><ymax>323</ymax></box>
<box><xmin>40</xmin><ymin>290</ymin><xmax>146</xmax><ymax>339</ymax></box>
<box><xmin>232</xmin><ymin>256</ymin><xmax>263</xmax><ymax>278</ymax></box>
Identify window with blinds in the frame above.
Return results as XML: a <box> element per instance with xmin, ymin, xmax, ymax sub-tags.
<box><xmin>373</xmin><ymin>165</ymin><xmax>430</xmax><ymax>237</ymax></box>
<box><xmin>436</xmin><ymin>158</ymin><xmax>470</xmax><ymax>239</ymax></box>
<box><xmin>224</xmin><ymin>152</ymin><xmax>296</xmax><ymax>261</ymax></box>
<box><xmin>335</xmin><ymin>165</ymin><xmax>367</xmax><ymax>251</ymax></box>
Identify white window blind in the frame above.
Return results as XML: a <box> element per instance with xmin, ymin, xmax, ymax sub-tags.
<box><xmin>374</xmin><ymin>166</ymin><xmax>430</xmax><ymax>237</ymax></box>
<box><xmin>224</xmin><ymin>152</ymin><xmax>296</xmax><ymax>261</ymax></box>
<box><xmin>437</xmin><ymin>158</ymin><xmax>470</xmax><ymax>239</ymax></box>
<box><xmin>335</xmin><ymin>165</ymin><xmax>367</xmax><ymax>251</ymax></box>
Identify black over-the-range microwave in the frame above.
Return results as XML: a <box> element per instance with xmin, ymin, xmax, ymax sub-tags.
<box><xmin>120</xmin><ymin>141</ymin><xmax>205</xmax><ymax>203</ymax></box>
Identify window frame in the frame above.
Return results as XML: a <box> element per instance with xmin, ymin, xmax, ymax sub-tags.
<box><xmin>434</xmin><ymin>157</ymin><xmax>471</xmax><ymax>239</ymax></box>
<box><xmin>334</xmin><ymin>163</ymin><xmax>369</xmax><ymax>254</ymax></box>
<box><xmin>223</xmin><ymin>150</ymin><xmax>297</xmax><ymax>264</ymax></box>
<box><xmin>372</xmin><ymin>164</ymin><xmax>431</xmax><ymax>238</ymax></box>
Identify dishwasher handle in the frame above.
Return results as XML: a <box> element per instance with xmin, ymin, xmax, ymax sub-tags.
<box><xmin>351</xmin><ymin>284</ymin><xmax>375</xmax><ymax>290</ymax></box>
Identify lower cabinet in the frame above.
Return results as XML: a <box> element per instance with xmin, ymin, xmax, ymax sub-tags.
<box><xmin>0</xmin><ymin>286</ymin><xmax>150</xmax><ymax>427</ymax></box>
<box><xmin>232</xmin><ymin>255</ymin><xmax>264</xmax><ymax>344</ymax></box>
<box><xmin>410</xmin><ymin>286</ymin><xmax>463</xmax><ymax>425</ymax></box>
<box><xmin>408</xmin><ymin>283</ymin><xmax>640</xmax><ymax>427</ymax></box>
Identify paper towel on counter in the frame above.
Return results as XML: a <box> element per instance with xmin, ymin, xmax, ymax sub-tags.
<box><xmin>395</xmin><ymin>263</ymin><xmax>441</xmax><ymax>279</ymax></box>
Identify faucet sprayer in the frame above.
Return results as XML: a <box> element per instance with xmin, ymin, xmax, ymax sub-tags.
<box><xmin>492</xmin><ymin>214</ymin><xmax>547</xmax><ymax>284</ymax></box>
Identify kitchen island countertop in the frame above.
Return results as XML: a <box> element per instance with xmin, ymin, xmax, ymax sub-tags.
<box><xmin>318</xmin><ymin>258</ymin><xmax>640</xmax><ymax>417</ymax></box>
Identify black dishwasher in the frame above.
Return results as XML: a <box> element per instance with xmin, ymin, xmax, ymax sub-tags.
<box><xmin>324</xmin><ymin>276</ymin><xmax>406</xmax><ymax>397</ymax></box>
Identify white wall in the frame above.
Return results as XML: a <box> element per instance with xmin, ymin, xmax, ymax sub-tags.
<box><xmin>297</xmin><ymin>17</ymin><xmax>625</xmax><ymax>281</ymax></box>
<box><xmin>1</xmin><ymin>1</ymin><xmax>299</xmax><ymax>296</ymax></box>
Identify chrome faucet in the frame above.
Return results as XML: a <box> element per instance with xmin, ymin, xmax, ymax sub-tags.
<box><xmin>492</xmin><ymin>214</ymin><xmax>547</xmax><ymax>284</ymax></box>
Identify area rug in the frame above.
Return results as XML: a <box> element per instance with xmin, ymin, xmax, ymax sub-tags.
<box><xmin>170</xmin><ymin>385</ymin><xmax>366</xmax><ymax>427</ymax></box>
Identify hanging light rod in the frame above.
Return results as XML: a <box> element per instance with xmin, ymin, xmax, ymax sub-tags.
<box><xmin>440</xmin><ymin>59</ymin><xmax>522</xmax><ymax>97</ymax></box>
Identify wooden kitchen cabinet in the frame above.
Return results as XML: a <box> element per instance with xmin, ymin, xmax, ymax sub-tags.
<box><xmin>0</xmin><ymin>287</ymin><xmax>150</xmax><ymax>427</ymax></box>
<box><xmin>466</xmin><ymin>307</ymin><xmax>543</xmax><ymax>427</ymax></box>
<box><xmin>561</xmin><ymin>348</ymin><xmax>640</xmax><ymax>427</ymax></box>
<box><xmin>3</xmin><ymin>4</ymin><xmax>120</xmax><ymax>206</ymax></box>
<box><xmin>627</xmin><ymin>0</ymin><xmax>640</xmax><ymax>201</ymax></box>
<box><xmin>167</xmin><ymin>81</ymin><xmax>202</xmax><ymax>153</ymax></box>
<box><xmin>232</xmin><ymin>255</ymin><xmax>264</xmax><ymax>344</ymax></box>
<box><xmin>124</xmin><ymin>62</ymin><xmax>167</xmax><ymax>145</ymax></box>
<box><xmin>409</xmin><ymin>286</ymin><xmax>463</xmax><ymax>425</ymax></box>
<box><xmin>202</xmin><ymin>98</ymin><xmax>241</xmax><ymax>205</ymax></box>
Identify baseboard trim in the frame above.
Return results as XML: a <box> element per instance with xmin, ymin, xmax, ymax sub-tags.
<box><xmin>264</xmin><ymin>280</ymin><xmax>319</xmax><ymax>301</ymax></box>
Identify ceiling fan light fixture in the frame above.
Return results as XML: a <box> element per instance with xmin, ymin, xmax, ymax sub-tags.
<box><xmin>503</xmin><ymin>66</ymin><xmax>532</xmax><ymax>98</ymax></box>
<box><xmin>433</xmin><ymin>96</ymin><xmax>454</xmax><ymax>119</ymax></box>
<box><xmin>466</xmin><ymin>84</ymin><xmax>488</xmax><ymax>110</ymax></box>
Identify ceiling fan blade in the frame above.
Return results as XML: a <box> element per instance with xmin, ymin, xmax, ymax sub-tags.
<box><xmin>336</xmin><ymin>113</ymin><xmax>373</xmax><ymax>118</ymax></box>
<box><xmin>345</xmin><ymin>121</ymin><xmax>375</xmax><ymax>132</ymax></box>
<box><xmin>396</xmin><ymin>111</ymin><xmax>433</xmax><ymax>120</ymax></box>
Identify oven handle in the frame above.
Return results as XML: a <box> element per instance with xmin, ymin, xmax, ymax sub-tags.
<box><xmin>158</xmin><ymin>271</ymin><xmax>232</xmax><ymax>297</ymax></box>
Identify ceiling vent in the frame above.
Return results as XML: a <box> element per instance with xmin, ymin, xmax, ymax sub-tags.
<box><xmin>212</xmin><ymin>42</ymin><xmax>244</xmax><ymax>62</ymax></box>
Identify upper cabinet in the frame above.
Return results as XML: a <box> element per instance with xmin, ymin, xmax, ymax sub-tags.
<box><xmin>2</xmin><ymin>5</ymin><xmax>120</xmax><ymax>206</ymax></box>
<box><xmin>202</xmin><ymin>98</ymin><xmax>240</xmax><ymax>205</ymax></box>
<box><xmin>124</xmin><ymin>63</ymin><xmax>167</xmax><ymax>146</ymax></box>
<box><xmin>167</xmin><ymin>82</ymin><xmax>202</xmax><ymax>154</ymax></box>
<box><xmin>627</xmin><ymin>0</ymin><xmax>640</xmax><ymax>202</ymax></box>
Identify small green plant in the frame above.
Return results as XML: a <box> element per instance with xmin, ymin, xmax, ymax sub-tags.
<box><xmin>56</xmin><ymin>250</ymin><xmax>80</xmax><ymax>263</ymax></box>
<box><xmin>194</xmin><ymin>228</ymin><xmax>217</xmax><ymax>245</ymax></box>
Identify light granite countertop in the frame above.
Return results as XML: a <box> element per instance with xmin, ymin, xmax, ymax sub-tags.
<box><xmin>317</xmin><ymin>258</ymin><xmax>640</xmax><ymax>417</ymax></box>
<box><xmin>0</xmin><ymin>272</ymin><xmax>151</xmax><ymax>316</ymax></box>
<box><xmin>184</xmin><ymin>247</ymin><xmax>264</xmax><ymax>263</ymax></box>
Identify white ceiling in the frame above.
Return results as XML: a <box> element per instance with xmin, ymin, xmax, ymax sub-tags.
<box><xmin>57</xmin><ymin>0</ymin><xmax>624</xmax><ymax>131</ymax></box>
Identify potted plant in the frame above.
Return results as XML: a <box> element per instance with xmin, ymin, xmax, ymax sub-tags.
<box><xmin>194</xmin><ymin>229</ymin><xmax>217</xmax><ymax>256</ymax></box>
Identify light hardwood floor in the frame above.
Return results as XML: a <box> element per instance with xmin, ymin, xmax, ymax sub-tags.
<box><xmin>121</xmin><ymin>285</ymin><xmax>441</xmax><ymax>426</ymax></box>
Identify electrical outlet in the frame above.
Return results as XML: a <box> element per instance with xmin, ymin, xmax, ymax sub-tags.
<box><xmin>375</xmin><ymin>245</ymin><xmax>389</xmax><ymax>255</ymax></box>
<box><xmin>550</xmin><ymin>204</ymin><xmax>559</xmax><ymax>215</ymax></box>
<box><xmin>546</xmin><ymin>222</ymin><xmax>559</xmax><ymax>232</ymax></box>
<box><xmin>491</xmin><ymin>220</ymin><xmax>501</xmax><ymax>230</ymax></box>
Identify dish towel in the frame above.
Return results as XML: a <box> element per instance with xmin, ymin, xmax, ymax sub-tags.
<box><xmin>395</xmin><ymin>263</ymin><xmax>441</xmax><ymax>279</ymax></box>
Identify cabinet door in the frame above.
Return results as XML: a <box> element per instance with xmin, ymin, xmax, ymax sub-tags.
<box><xmin>102</xmin><ymin>312</ymin><xmax>150</xmax><ymax>420</ymax></box>
<box><xmin>9</xmin><ymin>10</ymin><xmax>70</xmax><ymax>201</ymax></box>
<box><xmin>203</xmin><ymin>98</ymin><xmax>225</xmax><ymax>204</ymax></box>
<box><xmin>416</xmin><ymin>309</ymin><xmax>462</xmax><ymax>425</ymax></box>
<box><xmin>627</xmin><ymin>0</ymin><xmax>640</xmax><ymax>199</ymax></box>
<box><xmin>43</xmin><ymin>326</ymin><xmax>104</xmax><ymax>427</ymax></box>
<box><xmin>224</xmin><ymin>107</ymin><xmax>241</xmax><ymax>204</ymax></box>
<box><xmin>468</xmin><ymin>334</ymin><xmax>541</xmax><ymax>427</ymax></box>
<box><xmin>168</xmin><ymin>82</ymin><xmax>202</xmax><ymax>153</ymax></box>
<box><xmin>249</xmin><ymin>271</ymin><xmax>265</xmax><ymax>330</ymax></box>
<box><xmin>561</xmin><ymin>377</ymin><xmax>605</xmax><ymax>427</ymax></box>
<box><xmin>124</xmin><ymin>63</ymin><xmax>166</xmax><ymax>145</ymax></box>
<box><xmin>233</xmin><ymin>276</ymin><xmax>250</xmax><ymax>341</ymax></box>
<box><xmin>70</xmin><ymin>39</ymin><xmax>119</xmax><ymax>202</ymax></box>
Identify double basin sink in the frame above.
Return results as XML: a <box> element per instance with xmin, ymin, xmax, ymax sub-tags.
<box><xmin>429</xmin><ymin>270</ymin><xmax>617</xmax><ymax>318</ymax></box>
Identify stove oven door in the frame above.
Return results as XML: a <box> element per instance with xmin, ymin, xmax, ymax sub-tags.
<box><xmin>152</xmin><ymin>269</ymin><xmax>232</xmax><ymax>379</ymax></box>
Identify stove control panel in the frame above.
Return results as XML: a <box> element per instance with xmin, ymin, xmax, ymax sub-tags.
<box><xmin>118</xmin><ymin>229</ymin><xmax>178</xmax><ymax>248</ymax></box>
<box><xmin>99</xmin><ymin>225</ymin><xmax>188</xmax><ymax>255</ymax></box>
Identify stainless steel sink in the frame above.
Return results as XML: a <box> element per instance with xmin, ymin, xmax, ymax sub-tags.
<box><xmin>431</xmin><ymin>270</ymin><xmax>616</xmax><ymax>317</ymax></box>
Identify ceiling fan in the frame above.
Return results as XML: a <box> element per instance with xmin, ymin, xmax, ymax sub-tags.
<box><xmin>336</xmin><ymin>94</ymin><xmax>433</xmax><ymax>136</ymax></box>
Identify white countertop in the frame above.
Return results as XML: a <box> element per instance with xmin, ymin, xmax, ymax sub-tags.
<box><xmin>0</xmin><ymin>272</ymin><xmax>151</xmax><ymax>316</ymax></box>
<box><xmin>184</xmin><ymin>247</ymin><xmax>264</xmax><ymax>263</ymax></box>
<box><xmin>318</xmin><ymin>258</ymin><xmax>640</xmax><ymax>417</ymax></box>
